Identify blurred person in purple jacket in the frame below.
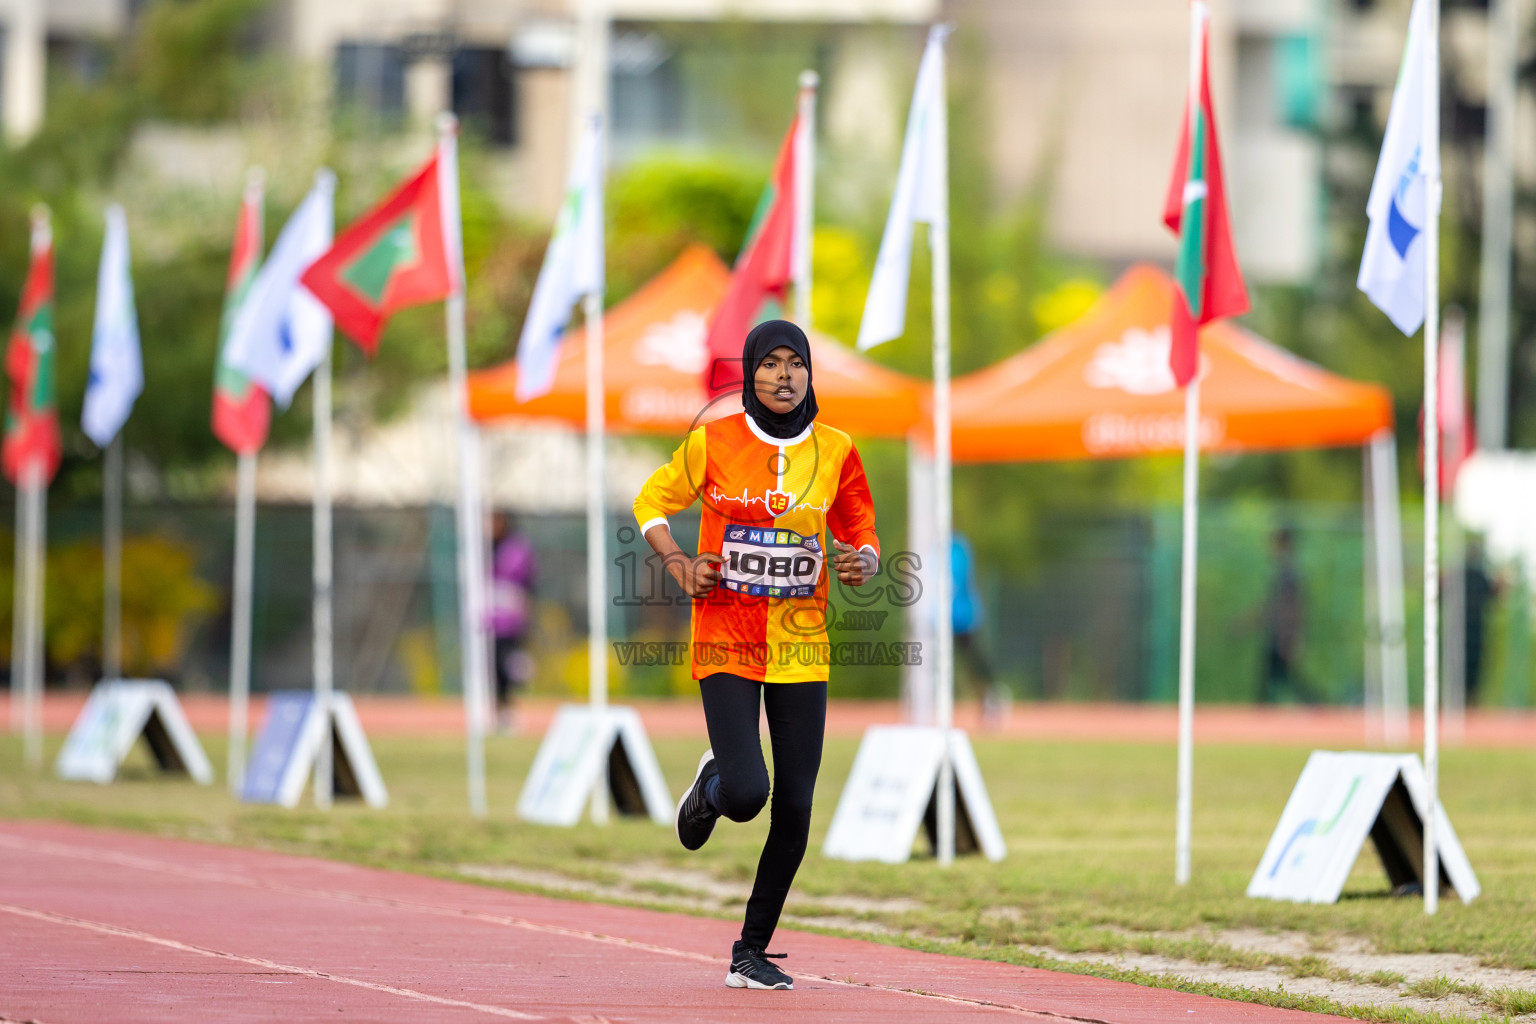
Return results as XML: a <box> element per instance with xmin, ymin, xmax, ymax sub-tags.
<box><xmin>488</xmin><ymin>513</ymin><xmax>537</xmax><ymax>732</ymax></box>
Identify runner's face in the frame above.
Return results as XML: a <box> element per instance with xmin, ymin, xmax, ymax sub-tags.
<box><xmin>753</xmin><ymin>345</ymin><xmax>808</xmax><ymax>415</ymax></box>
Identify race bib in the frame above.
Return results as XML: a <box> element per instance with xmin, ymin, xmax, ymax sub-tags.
<box><xmin>720</xmin><ymin>524</ymin><xmax>823</xmax><ymax>598</ymax></box>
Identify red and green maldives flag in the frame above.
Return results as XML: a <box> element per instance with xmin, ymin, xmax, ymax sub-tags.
<box><xmin>4</xmin><ymin>211</ymin><xmax>61</xmax><ymax>486</ymax></box>
<box><xmin>300</xmin><ymin>145</ymin><xmax>457</xmax><ymax>354</ymax></box>
<box><xmin>704</xmin><ymin>112</ymin><xmax>802</xmax><ymax>393</ymax></box>
<box><xmin>212</xmin><ymin>175</ymin><xmax>272</xmax><ymax>454</ymax></box>
<box><xmin>1162</xmin><ymin>4</ymin><xmax>1247</xmax><ymax>388</ymax></box>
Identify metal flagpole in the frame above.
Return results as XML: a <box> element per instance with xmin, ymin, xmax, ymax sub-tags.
<box><xmin>21</xmin><ymin>460</ymin><xmax>45</xmax><ymax>770</ymax></box>
<box><xmin>929</xmin><ymin>30</ymin><xmax>956</xmax><ymax>868</ymax></box>
<box><xmin>103</xmin><ymin>435</ymin><xmax>123</xmax><ymax>681</ymax></box>
<box><xmin>1476</xmin><ymin>0</ymin><xmax>1516</xmax><ymax>451</ymax></box>
<box><xmin>10</xmin><ymin>481</ymin><xmax>25</xmax><ymax>733</ymax></box>
<box><xmin>1174</xmin><ymin>0</ymin><xmax>1207</xmax><ymax>889</ymax></box>
<box><xmin>312</xmin><ymin>339</ymin><xmax>334</xmax><ymax>810</ymax></box>
<box><xmin>434</xmin><ymin>113</ymin><xmax>490</xmax><ymax>820</ymax></box>
<box><xmin>10</xmin><ymin>207</ymin><xmax>44</xmax><ymax>739</ymax></box>
<box><xmin>584</xmin><ymin>187</ymin><xmax>609</xmax><ymax>826</ymax></box>
<box><xmin>573</xmin><ymin>0</ymin><xmax>612</xmax><ymax>825</ymax></box>
<box><xmin>309</xmin><ymin>158</ymin><xmax>340</xmax><ymax>809</ymax></box>
<box><xmin>1421</xmin><ymin>0</ymin><xmax>1443</xmax><ymax>917</ymax></box>
<box><xmin>1175</xmin><ymin>377</ymin><xmax>1201</xmax><ymax>886</ymax></box>
<box><xmin>793</xmin><ymin>70</ymin><xmax>818</xmax><ymax>331</ymax></box>
<box><xmin>228</xmin><ymin>450</ymin><xmax>257</xmax><ymax>792</ymax></box>
<box><xmin>449</xmin><ymin>316</ymin><xmax>490</xmax><ymax>820</ymax></box>
<box><xmin>227</xmin><ymin>167</ymin><xmax>264</xmax><ymax>794</ymax></box>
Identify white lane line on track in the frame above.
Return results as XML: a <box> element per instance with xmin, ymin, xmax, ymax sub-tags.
<box><xmin>0</xmin><ymin>831</ymin><xmax>1054</xmax><ymax>1019</ymax></box>
<box><xmin>0</xmin><ymin>902</ymin><xmax>542</xmax><ymax>1021</ymax></box>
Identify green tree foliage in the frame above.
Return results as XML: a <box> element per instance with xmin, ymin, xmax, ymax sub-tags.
<box><xmin>0</xmin><ymin>0</ymin><xmax>280</xmax><ymax>496</ymax></box>
<box><xmin>133</xmin><ymin>0</ymin><xmax>272</xmax><ymax>124</ymax></box>
<box><xmin>0</xmin><ymin>531</ymin><xmax>216</xmax><ymax>678</ymax></box>
<box><xmin>606</xmin><ymin>157</ymin><xmax>762</xmax><ymax>304</ymax></box>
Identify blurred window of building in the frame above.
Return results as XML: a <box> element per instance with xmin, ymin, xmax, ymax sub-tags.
<box><xmin>452</xmin><ymin>46</ymin><xmax>516</xmax><ymax>147</ymax></box>
<box><xmin>335</xmin><ymin>41</ymin><xmax>406</xmax><ymax>128</ymax></box>
<box><xmin>511</xmin><ymin>19</ymin><xmax>574</xmax><ymax>71</ymax></box>
<box><xmin>611</xmin><ymin>29</ymin><xmax>683</xmax><ymax>145</ymax></box>
<box><xmin>1276</xmin><ymin>32</ymin><xmax>1321</xmax><ymax>130</ymax></box>
<box><xmin>46</xmin><ymin>35</ymin><xmax>111</xmax><ymax>88</ymax></box>
<box><xmin>1338</xmin><ymin>83</ymin><xmax>1378</xmax><ymax>136</ymax></box>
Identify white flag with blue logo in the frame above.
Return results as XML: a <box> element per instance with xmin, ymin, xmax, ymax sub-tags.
<box><xmin>1358</xmin><ymin>0</ymin><xmax>1437</xmax><ymax>336</ymax></box>
<box><xmin>226</xmin><ymin>171</ymin><xmax>335</xmax><ymax>408</ymax></box>
<box><xmin>857</xmin><ymin>25</ymin><xmax>949</xmax><ymax>352</ymax></box>
<box><xmin>82</xmin><ymin>205</ymin><xmax>143</xmax><ymax>447</ymax></box>
<box><xmin>515</xmin><ymin>114</ymin><xmax>605</xmax><ymax>402</ymax></box>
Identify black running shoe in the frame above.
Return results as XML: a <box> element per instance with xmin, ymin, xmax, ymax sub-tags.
<box><xmin>726</xmin><ymin>941</ymin><xmax>793</xmax><ymax>990</ymax></box>
<box><xmin>675</xmin><ymin>749</ymin><xmax>720</xmax><ymax>851</ymax></box>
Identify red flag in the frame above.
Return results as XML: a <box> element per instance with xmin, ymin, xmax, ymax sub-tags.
<box><xmin>212</xmin><ymin>175</ymin><xmax>272</xmax><ymax>453</ymax></box>
<box><xmin>4</xmin><ymin>213</ymin><xmax>61</xmax><ymax>486</ymax></box>
<box><xmin>704</xmin><ymin>114</ymin><xmax>799</xmax><ymax>393</ymax></box>
<box><xmin>301</xmin><ymin>152</ymin><xmax>454</xmax><ymax>353</ymax></box>
<box><xmin>1162</xmin><ymin>12</ymin><xmax>1247</xmax><ymax>387</ymax></box>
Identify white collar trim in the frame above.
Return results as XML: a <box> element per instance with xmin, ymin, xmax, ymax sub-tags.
<box><xmin>745</xmin><ymin>414</ymin><xmax>812</xmax><ymax>447</ymax></box>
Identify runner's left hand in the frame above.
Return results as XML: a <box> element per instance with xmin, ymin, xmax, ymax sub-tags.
<box><xmin>832</xmin><ymin>540</ymin><xmax>873</xmax><ymax>587</ymax></box>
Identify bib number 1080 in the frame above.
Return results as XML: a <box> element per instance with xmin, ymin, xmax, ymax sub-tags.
<box><xmin>728</xmin><ymin>551</ymin><xmax>818</xmax><ymax>579</ymax></box>
<box><xmin>720</xmin><ymin>530</ymin><xmax>823</xmax><ymax>597</ymax></box>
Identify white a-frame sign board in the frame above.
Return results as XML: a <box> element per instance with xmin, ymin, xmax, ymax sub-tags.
<box><xmin>240</xmin><ymin>691</ymin><xmax>387</xmax><ymax>808</ymax></box>
<box><xmin>823</xmin><ymin>725</ymin><xmax>1006</xmax><ymax>863</ymax></box>
<box><xmin>56</xmin><ymin>680</ymin><xmax>214</xmax><ymax>785</ymax></box>
<box><xmin>517</xmin><ymin>705</ymin><xmax>672</xmax><ymax>826</ymax></box>
<box><xmin>1248</xmin><ymin>751</ymin><xmax>1479</xmax><ymax>904</ymax></box>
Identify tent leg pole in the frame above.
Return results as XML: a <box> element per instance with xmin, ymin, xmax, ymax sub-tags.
<box><xmin>1362</xmin><ymin>442</ymin><xmax>1382</xmax><ymax>743</ymax></box>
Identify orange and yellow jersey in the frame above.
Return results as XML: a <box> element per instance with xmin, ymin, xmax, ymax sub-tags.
<box><xmin>634</xmin><ymin>412</ymin><xmax>880</xmax><ymax>683</ymax></box>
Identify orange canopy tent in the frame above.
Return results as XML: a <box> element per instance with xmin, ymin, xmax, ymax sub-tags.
<box><xmin>948</xmin><ymin>264</ymin><xmax>1394</xmax><ymax>463</ymax></box>
<box><xmin>467</xmin><ymin>244</ymin><xmax>924</xmax><ymax>439</ymax></box>
<box><xmin>908</xmin><ymin>263</ymin><xmax>1407</xmax><ymax>740</ymax></box>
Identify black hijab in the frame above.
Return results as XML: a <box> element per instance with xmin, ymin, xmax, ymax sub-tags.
<box><xmin>741</xmin><ymin>319</ymin><xmax>818</xmax><ymax>439</ymax></box>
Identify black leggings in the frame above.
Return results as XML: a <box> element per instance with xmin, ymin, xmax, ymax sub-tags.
<box><xmin>698</xmin><ymin>672</ymin><xmax>827</xmax><ymax>950</ymax></box>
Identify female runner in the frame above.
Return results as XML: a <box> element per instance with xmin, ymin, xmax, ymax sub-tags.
<box><xmin>633</xmin><ymin>319</ymin><xmax>879</xmax><ymax>991</ymax></box>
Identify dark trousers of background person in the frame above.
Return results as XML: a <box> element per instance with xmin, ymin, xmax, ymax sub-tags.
<box><xmin>1260</xmin><ymin>641</ymin><xmax>1311</xmax><ymax>704</ymax></box>
<box><xmin>493</xmin><ymin>635</ymin><xmax>528</xmax><ymax>711</ymax></box>
<box><xmin>697</xmin><ymin>673</ymin><xmax>827</xmax><ymax>950</ymax></box>
<box><xmin>956</xmin><ymin>629</ymin><xmax>994</xmax><ymax>699</ymax></box>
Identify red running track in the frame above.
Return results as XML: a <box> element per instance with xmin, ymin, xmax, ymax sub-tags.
<box><xmin>0</xmin><ymin>821</ymin><xmax>1350</xmax><ymax>1024</ymax></box>
<box><xmin>32</xmin><ymin>692</ymin><xmax>1536</xmax><ymax>747</ymax></box>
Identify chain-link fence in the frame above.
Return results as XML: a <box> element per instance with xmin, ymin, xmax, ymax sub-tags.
<box><xmin>1</xmin><ymin>498</ymin><xmax>1529</xmax><ymax>707</ymax></box>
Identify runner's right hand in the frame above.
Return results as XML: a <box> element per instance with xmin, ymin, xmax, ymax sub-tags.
<box><xmin>669</xmin><ymin>552</ymin><xmax>724</xmax><ymax>599</ymax></box>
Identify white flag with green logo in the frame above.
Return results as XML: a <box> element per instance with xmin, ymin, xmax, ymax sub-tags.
<box><xmin>516</xmin><ymin>115</ymin><xmax>605</xmax><ymax>402</ymax></box>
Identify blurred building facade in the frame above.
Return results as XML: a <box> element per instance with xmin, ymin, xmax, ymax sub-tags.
<box><xmin>952</xmin><ymin>0</ymin><xmax>1328</xmax><ymax>283</ymax></box>
<box><xmin>951</xmin><ymin>0</ymin><xmax>1531</xmax><ymax>285</ymax></box>
<box><xmin>2</xmin><ymin>0</ymin><xmax>938</xmax><ymax>211</ymax></box>
<box><xmin>6</xmin><ymin>0</ymin><xmax>1527</xmax><ymax>288</ymax></box>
